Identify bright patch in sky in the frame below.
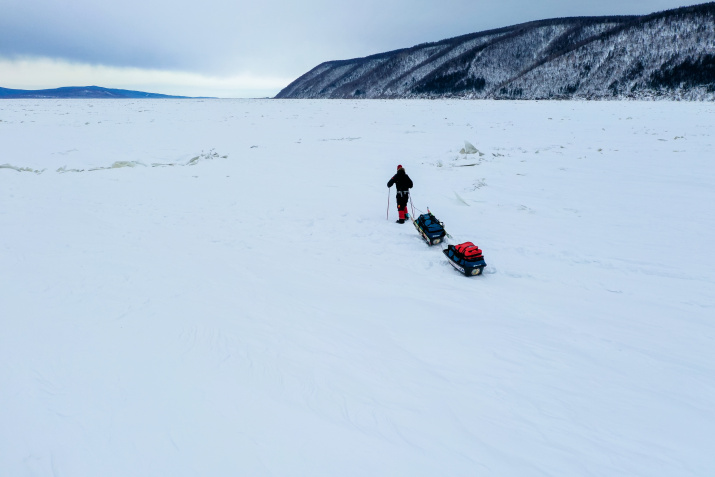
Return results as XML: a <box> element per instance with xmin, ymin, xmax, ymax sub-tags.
<box><xmin>0</xmin><ymin>57</ymin><xmax>292</xmax><ymax>98</ymax></box>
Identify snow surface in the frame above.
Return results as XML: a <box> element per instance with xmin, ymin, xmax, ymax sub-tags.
<box><xmin>1</xmin><ymin>99</ymin><xmax>714</xmax><ymax>476</ymax></box>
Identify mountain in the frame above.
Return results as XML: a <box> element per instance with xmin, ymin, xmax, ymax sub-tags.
<box><xmin>276</xmin><ymin>2</ymin><xmax>715</xmax><ymax>100</ymax></box>
<box><xmin>0</xmin><ymin>85</ymin><xmax>191</xmax><ymax>99</ymax></box>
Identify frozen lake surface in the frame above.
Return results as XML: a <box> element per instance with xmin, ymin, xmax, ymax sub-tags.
<box><xmin>1</xmin><ymin>99</ymin><xmax>714</xmax><ymax>476</ymax></box>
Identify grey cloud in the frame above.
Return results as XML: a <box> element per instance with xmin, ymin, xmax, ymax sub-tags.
<box><xmin>0</xmin><ymin>0</ymin><xmax>694</xmax><ymax>79</ymax></box>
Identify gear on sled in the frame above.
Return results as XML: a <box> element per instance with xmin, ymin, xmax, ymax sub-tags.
<box><xmin>412</xmin><ymin>211</ymin><xmax>447</xmax><ymax>245</ymax></box>
<box><xmin>443</xmin><ymin>242</ymin><xmax>487</xmax><ymax>276</ymax></box>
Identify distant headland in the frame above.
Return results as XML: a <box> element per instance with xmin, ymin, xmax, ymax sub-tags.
<box><xmin>0</xmin><ymin>85</ymin><xmax>210</xmax><ymax>99</ymax></box>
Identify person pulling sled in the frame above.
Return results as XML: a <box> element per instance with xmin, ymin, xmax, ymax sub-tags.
<box><xmin>387</xmin><ymin>164</ymin><xmax>413</xmax><ymax>223</ymax></box>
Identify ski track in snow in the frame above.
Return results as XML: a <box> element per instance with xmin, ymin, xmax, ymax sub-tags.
<box><xmin>1</xmin><ymin>99</ymin><xmax>714</xmax><ymax>476</ymax></box>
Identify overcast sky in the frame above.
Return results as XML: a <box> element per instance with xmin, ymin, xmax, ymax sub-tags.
<box><xmin>0</xmin><ymin>0</ymin><xmax>698</xmax><ymax>97</ymax></box>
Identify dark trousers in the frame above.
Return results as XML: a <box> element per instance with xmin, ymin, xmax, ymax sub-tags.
<box><xmin>396</xmin><ymin>191</ymin><xmax>409</xmax><ymax>219</ymax></box>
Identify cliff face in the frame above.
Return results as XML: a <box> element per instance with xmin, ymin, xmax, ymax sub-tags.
<box><xmin>276</xmin><ymin>3</ymin><xmax>715</xmax><ymax>100</ymax></box>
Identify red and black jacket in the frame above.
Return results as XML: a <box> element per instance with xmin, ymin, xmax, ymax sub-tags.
<box><xmin>387</xmin><ymin>169</ymin><xmax>413</xmax><ymax>192</ymax></box>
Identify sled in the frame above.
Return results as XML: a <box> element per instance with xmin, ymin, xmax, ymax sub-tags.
<box><xmin>443</xmin><ymin>242</ymin><xmax>487</xmax><ymax>276</ymax></box>
<box><xmin>412</xmin><ymin>211</ymin><xmax>447</xmax><ymax>246</ymax></box>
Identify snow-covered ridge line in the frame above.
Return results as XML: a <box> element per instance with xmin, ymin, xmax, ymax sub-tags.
<box><xmin>0</xmin><ymin>150</ymin><xmax>227</xmax><ymax>174</ymax></box>
<box><xmin>276</xmin><ymin>2</ymin><xmax>715</xmax><ymax>100</ymax></box>
<box><xmin>0</xmin><ymin>85</ymin><xmax>200</xmax><ymax>99</ymax></box>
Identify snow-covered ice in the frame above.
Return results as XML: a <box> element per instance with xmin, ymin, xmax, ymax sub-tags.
<box><xmin>1</xmin><ymin>98</ymin><xmax>714</xmax><ymax>476</ymax></box>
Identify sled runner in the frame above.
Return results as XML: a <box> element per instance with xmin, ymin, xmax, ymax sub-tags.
<box><xmin>412</xmin><ymin>211</ymin><xmax>447</xmax><ymax>245</ymax></box>
<box><xmin>443</xmin><ymin>242</ymin><xmax>487</xmax><ymax>276</ymax></box>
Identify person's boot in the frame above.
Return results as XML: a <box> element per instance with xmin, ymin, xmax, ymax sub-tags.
<box><xmin>396</xmin><ymin>219</ymin><xmax>405</xmax><ymax>224</ymax></box>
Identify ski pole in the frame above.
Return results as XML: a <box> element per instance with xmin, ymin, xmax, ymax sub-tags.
<box><xmin>387</xmin><ymin>187</ymin><xmax>391</xmax><ymax>220</ymax></box>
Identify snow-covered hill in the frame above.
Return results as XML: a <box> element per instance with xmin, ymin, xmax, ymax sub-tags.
<box><xmin>276</xmin><ymin>2</ymin><xmax>715</xmax><ymax>100</ymax></box>
<box><xmin>0</xmin><ymin>86</ymin><xmax>193</xmax><ymax>99</ymax></box>
<box><xmin>1</xmin><ymin>99</ymin><xmax>714</xmax><ymax>476</ymax></box>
